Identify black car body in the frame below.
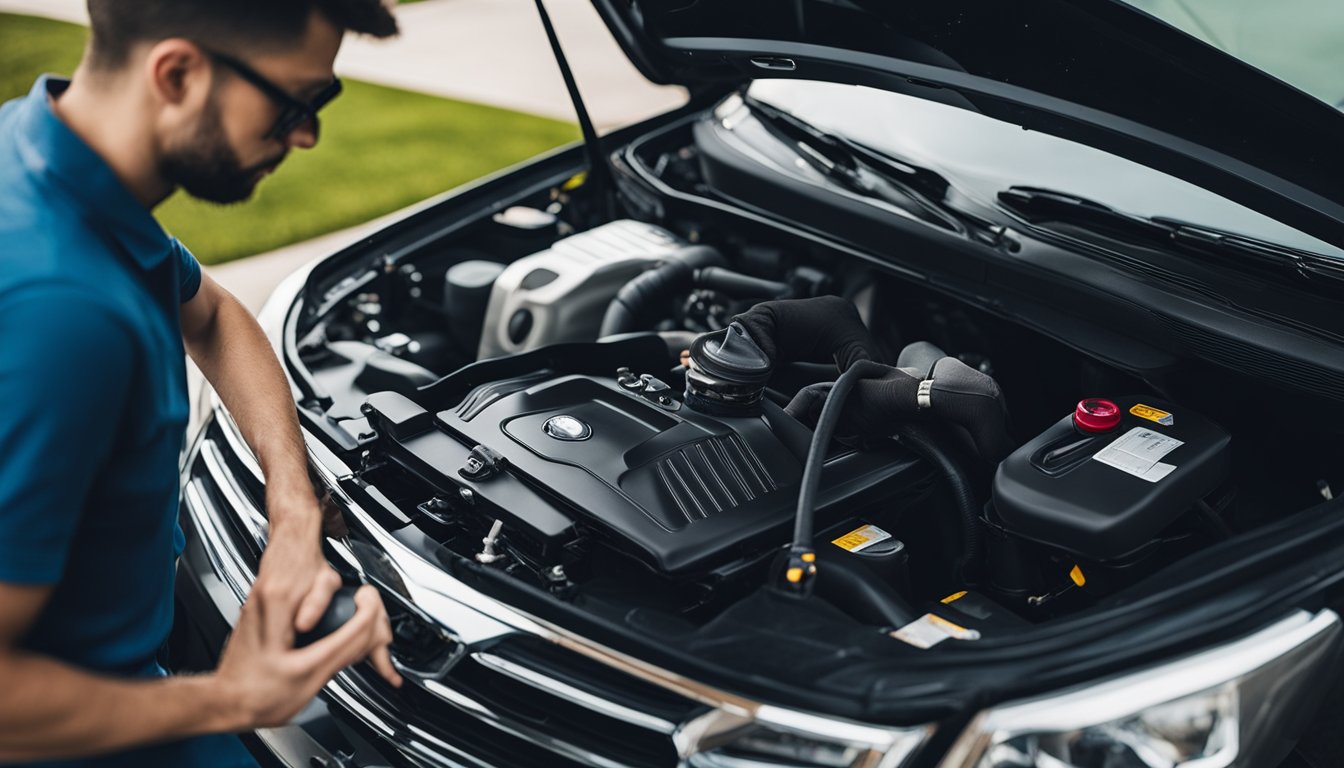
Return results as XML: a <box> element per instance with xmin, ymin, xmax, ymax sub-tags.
<box><xmin>173</xmin><ymin>2</ymin><xmax>1344</xmax><ymax>766</ymax></box>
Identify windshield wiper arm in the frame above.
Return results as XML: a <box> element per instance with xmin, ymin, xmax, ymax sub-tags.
<box><xmin>743</xmin><ymin>95</ymin><xmax>973</xmax><ymax>235</ymax></box>
<box><xmin>998</xmin><ymin>187</ymin><xmax>1344</xmax><ymax>290</ymax></box>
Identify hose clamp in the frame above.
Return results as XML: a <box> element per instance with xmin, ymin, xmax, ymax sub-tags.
<box><xmin>916</xmin><ymin>379</ymin><xmax>934</xmax><ymax>410</ymax></box>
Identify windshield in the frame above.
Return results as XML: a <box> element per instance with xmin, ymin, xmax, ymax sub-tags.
<box><xmin>1122</xmin><ymin>0</ymin><xmax>1344</xmax><ymax>108</ymax></box>
<box><xmin>746</xmin><ymin>79</ymin><xmax>1344</xmax><ymax>260</ymax></box>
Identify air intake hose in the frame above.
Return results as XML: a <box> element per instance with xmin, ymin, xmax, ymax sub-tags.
<box><xmin>598</xmin><ymin>245</ymin><xmax>725</xmax><ymax>337</ymax></box>
<box><xmin>693</xmin><ymin>267</ymin><xmax>791</xmax><ymax>299</ymax></box>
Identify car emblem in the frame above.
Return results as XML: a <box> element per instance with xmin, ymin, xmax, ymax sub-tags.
<box><xmin>543</xmin><ymin>415</ymin><xmax>591</xmax><ymax>441</ymax></box>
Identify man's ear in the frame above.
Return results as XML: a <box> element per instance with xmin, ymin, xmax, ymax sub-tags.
<box><xmin>144</xmin><ymin>39</ymin><xmax>211</xmax><ymax>109</ymax></box>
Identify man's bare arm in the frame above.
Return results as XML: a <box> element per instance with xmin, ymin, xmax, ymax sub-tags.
<box><xmin>181</xmin><ymin>273</ymin><xmax>400</xmax><ymax>685</ymax></box>
<box><xmin>181</xmin><ymin>273</ymin><xmax>325</xmax><ymax>550</ymax></box>
<box><xmin>0</xmin><ymin>581</ymin><xmax>386</xmax><ymax>761</ymax></box>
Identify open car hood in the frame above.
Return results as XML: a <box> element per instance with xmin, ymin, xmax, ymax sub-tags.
<box><xmin>588</xmin><ymin>0</ymin><xmax>1344</xmax><ymax>249</ymax></box>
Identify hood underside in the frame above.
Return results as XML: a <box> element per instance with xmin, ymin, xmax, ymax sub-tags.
<box><xmin>588</xmin><ymin>0</ymin><xmax>1344</xmax><ymax>249</ymax></box>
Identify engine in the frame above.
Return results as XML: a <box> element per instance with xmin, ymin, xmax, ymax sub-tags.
<box><xmin>361</xmin><ymin>337</ymin><xmax>923</xmax><ymax>579</ymax></box>
<box><xmin>318</xmin><ymin>218</ymin><xmax>1258</xmax><ymax>632</ymax></box>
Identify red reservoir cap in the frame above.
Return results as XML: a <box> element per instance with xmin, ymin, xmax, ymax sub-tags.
<box><xmin>1074</xmin><ymin>398</ymin><xmax>1121</xmax><ymax>433</ymax></box>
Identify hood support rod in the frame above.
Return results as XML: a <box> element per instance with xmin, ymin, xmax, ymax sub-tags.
<box><xmin>533</xmin><ymin>0</ymin><xmax>615</xmax><ymax>216</ymax></box>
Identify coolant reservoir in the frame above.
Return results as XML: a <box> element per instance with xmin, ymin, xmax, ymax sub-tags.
<box><xmin>992</xmin><ymin>397</ymin><xmax>1230</xmax><ymax>560</ymax></box>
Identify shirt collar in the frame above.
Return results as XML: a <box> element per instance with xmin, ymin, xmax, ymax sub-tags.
<box><xmin>14</xmin><ymin>76</ymin><xmax>175</xmax><ymax>270</ymax></box>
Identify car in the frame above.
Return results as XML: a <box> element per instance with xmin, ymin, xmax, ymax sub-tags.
<box><xmin>170</xmin><ymin>2</ymin><xmax>1344</xmax><ymax>766</ymax></box>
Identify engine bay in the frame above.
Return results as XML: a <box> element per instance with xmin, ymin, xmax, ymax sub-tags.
<box><xmin>291</xmin><ymin>132</ymin><xmax>1344</xmax><ymax>658</ymax></box>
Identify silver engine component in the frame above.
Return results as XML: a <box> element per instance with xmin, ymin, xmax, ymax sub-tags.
<box><xmin>477</xmin><ymin>220</ymin><xmax>683</xmax><ymax>358</ymax></box>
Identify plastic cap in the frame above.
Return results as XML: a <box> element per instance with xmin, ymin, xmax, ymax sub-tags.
<box><xmin>1074</xmin><ymin>398</ymin><xmax>1121</xmax><ymax>433</ymax></box>
<box><xmin>688</xmin><ymin>323</ymin><xmax>773</xmax><ymax>386</ymax></box>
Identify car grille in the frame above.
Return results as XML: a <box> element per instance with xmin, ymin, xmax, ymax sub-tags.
<box><xmin>184</xmin><ymin>418</ymin><xmax>705</xmax><ymax>767</ymax></box>
<box><xmin>337</xmin><ymin>636</ymin><xmax>702</xmax><ymax>768</ymax></box>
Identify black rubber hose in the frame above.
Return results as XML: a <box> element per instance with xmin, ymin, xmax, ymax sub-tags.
<box><xmin>895</xmin><ymin>422</ymin><xmax>983</xmax><ymax>582</ymax></box>
<box><xmin>792</xmin><ymin>360</ymin><xmax>888</xmax><ymax>549</ymax></box>
<box><xmin>599</xmin><ymin>245</ymin><xmax>725</xmax><ymax>337</ymax></box>
<box><xmin>693</xmin><ymin>267</ymin><xmax>791</xmax><ymax>299</ymax></box>
<box><xmin>813</xmin><ymin>551</ymin><xmax>916</xmax><ymax>628</ymax></box>
<box><xmin>787</xmin><ymin>360</ymin><xmax>920</xmax><ymax>624</ymax></box>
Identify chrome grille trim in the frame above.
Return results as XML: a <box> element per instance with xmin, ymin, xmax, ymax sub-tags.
<box><xmin>325</xmin><ymin>671</ymin><xmax>491</xmax><ymax>768</ymax></box>
<box><xmin>182</xmin><ymin>479</ymin><xmax>252</xmax><ymax>606</ymax></box>
<box><xmin>213</xmin><ymin>399</ymin><xmax>264</xmax><ymax>484</ymax></box>
<box><xmin>199</xmin><ymin>439</ymin><xmax>268</xmax><ymax>550</ymax></box>
<box><xmin>471</xmin><ymin>651</ymin><xmax>679</xmax><ymax>734</ymax></box>
<box><xmin>418</xmin><ymin>678</ymin><xmax>633</xmax><ymax>768</ymax></box>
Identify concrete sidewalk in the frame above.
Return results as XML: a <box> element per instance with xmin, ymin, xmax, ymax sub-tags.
<box><xmin>0</xmin><ymin>0</ymin><xmax>686</xmax><ymax>309</ymax></box>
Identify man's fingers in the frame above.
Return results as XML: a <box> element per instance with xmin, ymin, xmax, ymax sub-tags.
<box><xmin>293</xmin><ymin>567</ymin><xmax>343</xmax><ymax>633</ymax></box>
<box><xmin>367</xmin><ymin>599</ymin><xmax>402</xmax><ymax>687</ymax></box>
<box><xmin>784</xmin><ymin>382</ymin><xmax>833</xmax><ymax>426</ymax></box>
<box><xmin>368</xmin><ymin>642</ymin><xmax>403</xmax><ymax>688</ymax></box>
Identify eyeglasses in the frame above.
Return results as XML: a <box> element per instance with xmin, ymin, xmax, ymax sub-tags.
<box><xmin>203</xmin><ymin>48</ymin><xmax>343</xmax><ymax>141</ymax></box>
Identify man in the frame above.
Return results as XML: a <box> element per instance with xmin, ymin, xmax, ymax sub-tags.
<box><xmin>0</xmin><ymin>1</ymin><xmax>404</xmax><ymax>765</ymax></box>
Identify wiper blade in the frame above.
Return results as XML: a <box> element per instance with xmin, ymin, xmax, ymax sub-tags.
<box><xmin>998</xmin><ymin>187</ymin><xmax>1344</xmax><ymax>290</ymax></box>
<box><xmin>998</xmin><ymin>187</ymin><xmax>1167</xmax><ymax>239</ymax></box>
<box><xmin>743</xmin><ymin>95</ymin><xmax>973</xmax><ymax>236</ymax></box>
<box><xmin>1158</xmin><ymin>218</ymin><xmax>1344</xmax><ymax>288</ymax></box>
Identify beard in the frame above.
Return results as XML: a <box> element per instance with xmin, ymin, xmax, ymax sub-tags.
<box><xmin>159</xmin><ymin>100</ymin><xmax>285</xmax><ymax>204</ymax></box>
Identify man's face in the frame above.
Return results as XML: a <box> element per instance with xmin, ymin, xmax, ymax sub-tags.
<box><xmin>159</xmin><ymin>94</ymin><xmax>272</xmax><ymax>204</ymax></box>
<box><xmin>160</xmin><ymin>10</ymin><xmax>343</xmax><ymax>204</ymax></box>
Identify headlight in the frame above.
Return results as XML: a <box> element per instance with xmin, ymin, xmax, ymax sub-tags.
<box><xmin>678</xmin><ymin>704</ymin><xmax>931</xmax><ymax>768</ymax></box>
<box><xmin>941</xmin><ymin>610</ymin><xmax>1340</xmax><ymax>768</ymax></box>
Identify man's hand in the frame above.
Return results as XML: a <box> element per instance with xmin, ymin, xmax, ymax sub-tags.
<box><xmin>212</xmin><ymin>584</ymin><xmax>395</xmax><ymax>730</ymax></box>
<box><xmin>254</xmin><ymin>504</ymin><xmax>343</xmax><ymax>635</ymax></box>
<box><xmin>255</xmin><ymin>494</ymin><xmax>402</xmax><ymax>688</ymax></box>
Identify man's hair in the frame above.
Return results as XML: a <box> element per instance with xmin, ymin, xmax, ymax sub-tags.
<box><xmin>85</xmin><ymin>0</ymin><xmax>398</xmax><ymax>69</ymax></box>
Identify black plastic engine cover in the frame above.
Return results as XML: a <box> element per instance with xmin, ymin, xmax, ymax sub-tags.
<box><xmin>361</xmin><ymin>338</ymin><xmax>924</xmax><ymax>575</ymax></box>
<box><xmin>436</xmin><ymin>373</ymin><xmax>919</xmax><ymax>575</ymax></box>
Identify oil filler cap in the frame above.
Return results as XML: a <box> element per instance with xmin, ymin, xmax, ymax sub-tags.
<box><xmin>543</xmin><ymin>415</ymin><xmax>592</xmax><ymax>441</ymax></box>
<box><xmin>1074</xmin><ymin>398</ymin><xmax>1121</xmax><ymax>433</ymax></box>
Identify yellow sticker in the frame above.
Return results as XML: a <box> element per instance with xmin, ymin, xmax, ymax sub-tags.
<box><xmin>831</xmin><ymin>523</ymin><xmax>892</xmax><ymax>553</ymax></box>
<box><xmin>1070</xmin><ymin>565</ymin><xmax>1087</xmax><ymax>587</ymax></box>
<box><xmin>941</xmin><ymin>591</ymin><xmax>969</xmax><ymax>604</ymax></box>
<box><xmin>1129</xmin><ymin>403</ymin><xmax>1174</xmax><ymax>426</ymax></box>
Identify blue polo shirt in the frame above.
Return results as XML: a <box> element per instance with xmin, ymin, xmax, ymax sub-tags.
<box><xmin>0</xmin><ymin>78</ymin><xmax>255</xmax><ymax>767</ymax></box>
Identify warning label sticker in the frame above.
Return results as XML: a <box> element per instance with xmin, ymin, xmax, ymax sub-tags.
<box><xmin>1129</xmin><ymin>403</ymin><xmax>1175</xmax><ymax>426</ymax></box>
<box><xmin>831</xmin><ymin>523</ymin><xmax>892</xmax><ymax>553</ymax></box>
<box><xmin>890</xmin><ymin>614</ymin><xmax>982</xmax><ymax>649</ymax></box>
<box><xmin>1092</xmin><ymin>427</ymin><xmax>1183</xmax><ymax>483</ymax></box>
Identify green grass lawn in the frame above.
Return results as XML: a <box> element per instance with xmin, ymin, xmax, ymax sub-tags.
<box><xmin>0</xmin><ymin>13</ymin><xmax>580</xmax><ymax>265</ymax></box>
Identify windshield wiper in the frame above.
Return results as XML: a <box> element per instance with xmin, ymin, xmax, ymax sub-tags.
<box><xmin>998</xmin><ymin>186</ymin><xmax>1344</xmax><ymax>291</ymax></box>
<box><xmin>743</xmin><ymin>95</ymin><xmax>989</xmax><ymax>238</ymax></box>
